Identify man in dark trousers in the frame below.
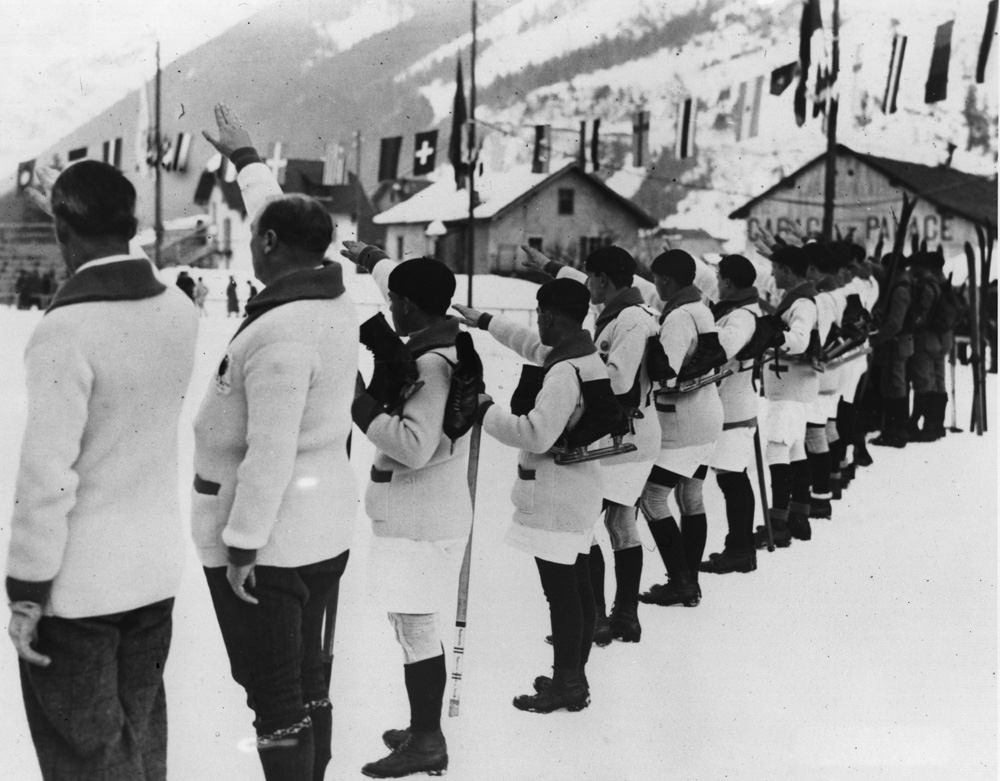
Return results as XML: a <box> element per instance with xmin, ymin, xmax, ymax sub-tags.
<box><xmin>6</xmin><ymin>160</ymin><xmax>197</xmax><ymax>780</ymax></box>
<box><xmin>198</xmin><ymin>104</ymin><xmax>358</xmax><ymax>781</ymax></box>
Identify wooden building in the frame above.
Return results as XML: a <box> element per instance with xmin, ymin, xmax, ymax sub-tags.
<box><xmin>372</xmin><ymin>163</ymin><xmax>657</xmax><ymax>275</ymax></box>
<box><xmin>729</xmin><ymin>144</ymin><xmax>997</xmax><ymax>259</ymax></box>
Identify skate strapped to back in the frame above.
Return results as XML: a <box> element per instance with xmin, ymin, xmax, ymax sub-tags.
<box><xmin>648</xmin><ymin>330</ymin><xmax>730</xmax><ymax>397</ymax></box>
<box><xmin>510</xmin><ymin>363</ymin><xmax>636</xmax><ymax>465</ymax></box>
<box><xmin>359</xmin><ymin>312</ymin><xmax>424</xmax><ymax>414</ymax></box>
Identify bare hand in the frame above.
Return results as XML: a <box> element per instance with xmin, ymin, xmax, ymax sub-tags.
<box><xmin>452</xmin><ymin>303</ymin><xmax>484</xmax><ymax>327</ymax></box>
<box><xmin>24</xmin><ymin>166</ymin><xmax>59</xmax><ymax>218</ymax></box>
<box><xmin>8</xmin><ymin>602</ymin><xmax>51</xmax><ymax>667</ymax></box>
<box><xmin>202</xmin><ymin>103</ymin><xmax>253</xmax><ymax>159</ymax></box>
<box><xmin>340</xmin><ymin>240</ymin><xmax>370</xmax><ymax>265</ymax></box>
<box><xmin>520</xmin><ymin>244</ymin><xmax>552</xmax><ymax>272</ymax></box>
<box><xmin>226</xmin><ymin>563</ymin><xmax>259</xmax><ymax>605</ymax></box>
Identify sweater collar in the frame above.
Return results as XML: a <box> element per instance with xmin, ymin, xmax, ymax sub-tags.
<box><xmin>776</xmin><ymin>280</ymin><xmax>818</xmax><ymax>314</ymax></box>
<box><xmin>47</xmin><ymin>257</ymin><xmax>165</xmax><ymax>313</ymax></box>
<box><xmin>406</xmin><ymin>316</ymin><xmax>462</xmax><ymax>358</ymax></box>
<box><xmin>659</xmin><ymin>284</ymin><xmax>702</xmax><ymax>322</ymax></box>
<box><xmin>710</xmin><ymin>286</ymin><xmax>760</xmax><ymax>320</ymax></box>
<box><xmin>594</xmin><ymin>286</ymin><xmax>644</xmax><ymax>339</ymax></box>
<box><xmin>235</xmin><ymin>262</ymin><xmax>346</xmax><ymax>338</ymax></box>
<box><xmin>542</xmin><ymin>329</ymin><xmax>597</xmax><ymax>370</ymax></box>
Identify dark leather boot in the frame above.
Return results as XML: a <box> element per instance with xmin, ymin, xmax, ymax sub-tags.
<box><xmin>514</xmin><ymin>668</ymin><xmax>589</xmax><ymax>713</ymax></box>
<box><xmin>608</xmin><ymin>602</ymin><xmax>642</xmax><ymax>641</ymax></box>
<box><xmin>362</xmin><ymin>729</ymin><xmax>448</xmax><ymax>778</ymax></box>
<box><xmin>638</xmin><ymin>573</ymin><xmax>700</xmax><ymax>606</ymax></box>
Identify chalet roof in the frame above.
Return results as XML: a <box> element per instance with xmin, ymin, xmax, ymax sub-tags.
<box><xmin>729</xmin><ymin>144</ymin><xmax>997</xmax><ymax>231</ymax></box>
<box><xmin>373</xmin><ymin>163</ymin><xmax>657</xmax><ymax>228</ymax></box>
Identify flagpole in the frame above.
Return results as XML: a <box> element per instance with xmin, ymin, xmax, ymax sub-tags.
<box><xmin>154</xmin><ymin>41</ymin><xmax>163</xmax><ymax>268</ymax></box>
<box><xmin>822</xmin><ymin>0</ymin><xmax>840</xmax><ymax>241</ymax></box>
<box><xmin>466</xmin><ymin>0</ymin><xmax>477</xmax><ymax>307</ymax></box>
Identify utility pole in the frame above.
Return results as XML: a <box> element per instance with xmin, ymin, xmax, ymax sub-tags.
<box><xmin>466</xmin><ymin>0</ymin><xmax>478</xmax><ymax>307</ymax></box>
<box><xmin>822</xmin><ymin>0</ymin><xmax>840</xmax><ymax>241</ymax></box>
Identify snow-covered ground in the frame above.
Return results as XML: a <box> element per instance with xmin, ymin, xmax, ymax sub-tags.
<box><xmin>0</xmin><ymin>272</ymin><xmax>995</xmax><ymax>781</ymax></box>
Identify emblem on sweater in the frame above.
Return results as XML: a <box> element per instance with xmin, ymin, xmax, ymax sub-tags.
<box><xmin>215</xmin><ymin>354</ymin><xmax>232</xmax><ymax>394</ymax></box>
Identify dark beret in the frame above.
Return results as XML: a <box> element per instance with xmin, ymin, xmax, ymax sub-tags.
<box><xmin>387</xmin><ymin>257</ymin><xmax>456</xmax><ymax>316</ymax></box>
<box><xmin>537</xmin><ymin>277</ymin><xmax>590</xmax><ymax>323</ymax></box>
<box><xmin>650</xmin><ymin>249</ymin><xmax>696</xmax><ymax>285</ymax></box>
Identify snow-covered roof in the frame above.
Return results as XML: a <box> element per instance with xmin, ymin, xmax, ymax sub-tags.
<box><xmin>373</xmin><ymin>163</ymin><xmax>656</xmax><ymax>228</ymax></box>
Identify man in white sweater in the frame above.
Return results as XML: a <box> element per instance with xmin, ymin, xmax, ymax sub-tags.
<box><xmin>6</xmin><ymin>160</ymin><xmax>197</xmax><ymax>780</ymax></box>
<box><xmin>197</xmin><ymin>105</ymin><xmax>357</xmax><ymax>781</ymax></box>
<box><xmin>342</xmin><ymin>242</ymin><xmax>472</xmax><ymax>779</ymax></box>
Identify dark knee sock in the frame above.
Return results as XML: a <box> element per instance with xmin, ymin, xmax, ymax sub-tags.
<box><xmin>536</xmin><ymin>558</ymin><xmax>583</xmax><ymax>673</ymax></box>
<box><xmin>646</xmin><ymin>516</ymin><xmax>688</xmax><ymax>579</ymax></box>
<box><xmin>405</xmin><ymin>653</ymin><xmax>447</xmax><ymax>733</ymax></box>
<box><xmin>588</xmin><ymin>543</ymin><xmax>606</xmax><ymax>615</ymax></box>
<box><xmin>680</xmin><ymin>514</ymin><xmax>707</xmax><ymax>585</ymax></box>
<box><xmin>807</xmin><ymin>450</ymin><xmax>831</xmax><ymax>495</ymax></box>
<box><xmin>789</xmin><ymin>459</ymin><xmax>812</xmax><ymax>510</ymax></box>
<box><xmin>612</xmin><ymin>546</ymin><xmax>643</xmax><ymax>609</ymax></box>
<box><xmin>716</xmin><ymin>471</ymin><xmax>755</xmax><ymax>551</ymax></box>
<box><xmin>769</xmin><ymin>463</ymin><xmax>792</xmax><ymax>512</ymax></box>
<box><xmin>575</xmin><ymin>554</ymin><xmax>595</xmax><ymax>669</ymax></box>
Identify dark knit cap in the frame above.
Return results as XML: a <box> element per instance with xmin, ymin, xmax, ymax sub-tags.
<box><xmin>718</xmin><ymin>254</ymin><xmax>756</xmax><ymax>288</ymax></box>
<box><xmin>537</xmin><ymin>277</ymin><xmax>590</xmax><ymax>323</ymax></box>
<box><xmin>770</xmin><ymin>245</ymin><xmax>809</xmax><ymax>277</ymax></box>
<box><xmin>584</xmin><ymin>245</ymin><xmax>636</xmax><ymax>276</ymax></box>
<box><xmin>801</xmin><ymin>241</ymin><xmax>840</xmax><ymax>274</ymax></box>
<box><xmin>650</xmin><ymin>249</ymin><xmax>696</xmax><ymax>285</ymax></box>
<box><xmin>388</xmin><ymin>257</ymin><xmax>456</xmax><ymax>316</ymax></box>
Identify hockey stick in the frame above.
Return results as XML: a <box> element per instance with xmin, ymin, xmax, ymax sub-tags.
<box><xmin>948</xmin><ymin>340</ymin><xmax>962</xmax><ymax>433</ymax></box>
<box><xmin>965</xmin><ymin>242</ymin><xmax>984</xmax><ymax>435</ymax></box>
<box><xmin>449</xmin><ymin>421</ymin><xmax>482</xmax><ymax>718</ymax></box>
<box><xmin>753</xmin><ymin>426</ymin><xmax>774</xmax><ymax>552</ymax></box>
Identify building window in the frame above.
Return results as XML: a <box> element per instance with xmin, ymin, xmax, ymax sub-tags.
<box><xmin>580</xmin><ymin>236</ymin><xmax>606</xmax><ymax>260</ymax></box>
<box><xmin>527</xmin><ymin>237</ymin><xmax>543</xmax><ymax>251</ymax></box>
<box><xmin>396</xmin><ymin>236</ymin><xmax>405</xmax><ymax>259</ymax></box>
<box><xmin>558</xmin><ymin>188</ymin><xmax>574</xmax><ymax>215</ymax></box>
<box><xmin>67</xmin><ymin>147</ymin><xmax>88</xmax><ymax>162</ymax></box>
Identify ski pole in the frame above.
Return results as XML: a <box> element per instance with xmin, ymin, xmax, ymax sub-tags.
<box><xmin>449</xmin><ymin>421</ymin><xmax>482</xmax><ymax>718</ymax></box>
<box><xmin>755</xmin><ymin>358</ymin><xmax>774</xmax><ymax>552</ymax></box>
<box><xmin>948</xmin><ymin>340</ymin><xmax>962</xmax><ymax>433</ymax></box>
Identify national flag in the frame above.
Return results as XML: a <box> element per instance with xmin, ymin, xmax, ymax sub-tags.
<box><xmin>265</xmin><ymin>142</ymin><xmax>287</xmax><ymax>185</ymax></box>
<box><xmin>16</xmin><ymin>159</ymin><xmax>35</xmax><ymax>192</ymax></box>
<box><xmin>135</xmin><ymin>80</ymin><xmax>152</xmax><ymax>177</ymax></box>
<box><xmin>322</xmin><ymin>142</ymin><xmax>347</xmax><ymax>185</ymax></box>
<box><xmin>813</xmin><ymin>66</ymin><xmax>831</xmax><ymax>117</ymax></box>
<box><xmin>770</xmin><ymin>61</ymin><xmax>798</xmax><ymax>95</ymax></box>
<box><xmin>977</xmin><ymin>1</ymin><xmax>998</xmax><ymax>84</ymax></box>
<box><xmin>795</xmin><ymin>0</ymin><xmax>823</xmax><ymax>126</ymax></box>
<box><xmin>378</xmin><ymin>136</ymin><xmax>402</xmax><ymax>181</ymax></box>
<box><xmin>164</xmin><ymin>133</ymin><xmax>191</xmax><ymax>172</ymax></box>
<box><xmin>882</xmin><ymin>33</ymin><xmax>907</xmax><ymax>114</ymax></box>
<box><xmin>674</xmin><ymin>98</ymin><xmax>695</xmax><ymax>159</ymax></box>
<box><xmin>413</xmin><ymin>130</ymin><xmax>438</xmax><ymax>176</ymax></box>
<box><xmin>734</xmin><ymin>76</ymin><xmax>764</xmax><ymax>141</ymax></box>
<box><xmin>925</xmin><ymin>21</ymin><xmax>953</xmax><ymax>104</ymax></box>
<box><xmin>632</xmin><ymin>110</ymin><xmax>650</xmax><ymax>167</ymax></box>
<box><xmin>531</xmin><ymin>125</ymin><xmax>551</xmax><ymax>174</ymax></box>
<box><xmin>449</xmin><ymin>59</ymin><xmax>469</xmax><ymax>188</ymax></box>
<box><xmin>590</xmin><ymin>118</ymin><xmax>601</xmax><ymax>171</ymax></box>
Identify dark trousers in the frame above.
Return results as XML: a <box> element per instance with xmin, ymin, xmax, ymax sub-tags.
<box><xmin>204</xmin><ymin>552</ymin><xmax>349</xmax><ymax>739</ymax></box>
<box><xmin>19</xmin><ymin>598</ymin><xmax>173</xmax><ymax>781</ymax></box>
<box><xmin>536</xmin><ymin>554</ymin><xmax>595</xmax><ymax>673</ymax></box>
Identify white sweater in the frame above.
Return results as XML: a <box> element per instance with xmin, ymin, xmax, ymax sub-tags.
<box><xmin>7</xmin><ymin>264</ymin><xmax>197</xmax><ymax>618</ymax></box>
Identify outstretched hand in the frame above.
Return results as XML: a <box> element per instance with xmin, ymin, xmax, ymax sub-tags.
<box><xmin>340</xmin><ymin>240</ymin><xmax>370</xmax><ymax>265</ymax></box>
<box><xmin>520</xmin><ymin>244</ymin><xmax>552</xmax><ymax>272</ymax></box>
<box><xmin>24</xmin><ymin>166</ymin><xmax>59</xmax><ymax>218</ymax></box>
<box><xmin>202</xmin><ymin>103</ymin><xmax>253</xmax><ymax>158</ymax></box>
<box><xmin>452</xmin><ymin>303</ymin><xmax>484</xmax><ymax>328</ymax></box>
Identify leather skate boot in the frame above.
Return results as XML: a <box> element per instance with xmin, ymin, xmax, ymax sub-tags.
<box><xmin>533</xmin><ymin>669</ymin><xmax>590</xmax><ymax>694</ymax></box>
<box><xmin>514</xmin><ymin>668</ymin><xmax>589</xmax><ymax>713</ymax></box>
<box><xmin>361</xmin><ymin>729</ymin><xmax>448</xmax><ymax>778</ymax></box>
<box><xmin>638</xmin><ymin>574</ymin><xmax>700</xmax><ymax>606</ymax></box>
<box><xmin>700</xmin><ymin>547</ymin><xmax>757</xmax><ymax>574</ymax></box>
<box><xmin>592</xmin><ymin>608</ymin><xmax>613</xmax><ymax>647</ymax></box>
<box><xmin>787</xmin><ymin>502</ymin><xmax>812</xmax><ymax>540</ymax></box>
<box><xmin>608</xmin><ymin>602</ymin><xmax>641</xmax><ymax>642</ymax></box>
<box><xmin>754</xmin><ymin>508</ymin><xmax>792</xmax><ymax>549</ymax></box>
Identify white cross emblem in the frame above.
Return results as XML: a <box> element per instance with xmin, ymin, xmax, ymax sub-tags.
<box><xmin>266</xmin><ymin>142</ymin><xmax>288</xmax><ymax>184</ymax></box>
<box><xmin>415</xmin><ymin>140</ymin><xmax>434</xmax><ymax>166</ymax></box>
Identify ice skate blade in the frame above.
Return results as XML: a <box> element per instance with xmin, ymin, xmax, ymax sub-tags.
<box><xmin>554</xmin><ymin>443</ymin><xmax>637</xmax><ymax>465</ymax></box>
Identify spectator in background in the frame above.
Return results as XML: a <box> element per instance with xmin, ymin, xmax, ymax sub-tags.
<box><xmin>176</xmin><ymin>270</ymin><xmax>196</xmax><ymax>301</ymax></box>
<box><xmin>226</xmin><ymin>275</ymin><xmax>240</xmax><ymax>317</ymax></box>
<box><xmin>245</xmin><ymin>279</ymin><xmax>259</xmax><ymax>317</ymax></box>
<box><xmin>195</xmin><ymin>276</ymin><xmax>210</xmax><ymax>317</ymax></box>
